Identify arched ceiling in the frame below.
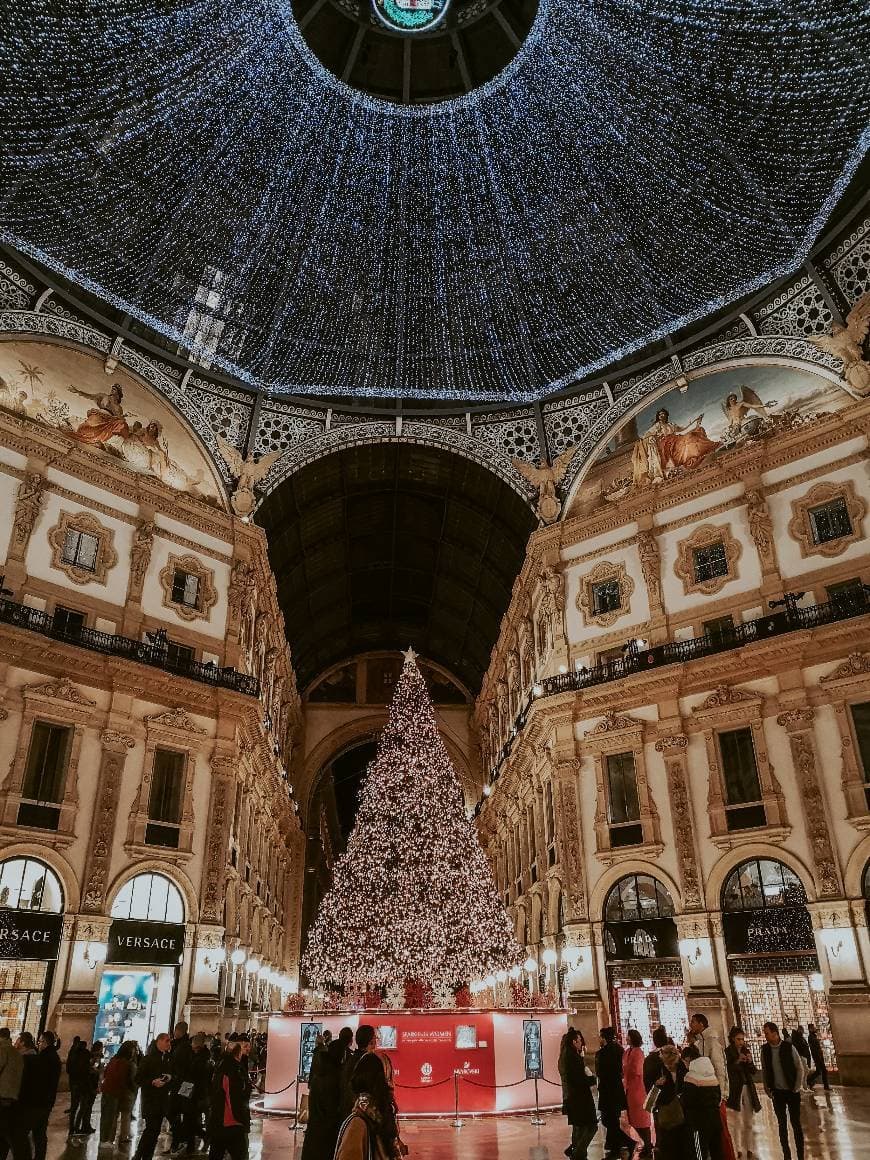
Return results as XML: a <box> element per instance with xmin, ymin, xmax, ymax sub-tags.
<box><xmin>2</xmin><ymin>1</ymin><xmax>868</xmax><ymax>402</ymax></box>
<box><xmin>257</xmin><ymin>443</ymin><xmax>536</xmax><ymax>691</ymax></box>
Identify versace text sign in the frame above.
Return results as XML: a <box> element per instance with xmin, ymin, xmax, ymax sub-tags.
<box><xmin>107</xmin><ymin>919</ymin><xmax>185</xmax><ymax>965</ymax></box>
<box><xmin>0</xmin><ymin>908</ymin><xmax>63</xmax><ymax>961</ymax></box>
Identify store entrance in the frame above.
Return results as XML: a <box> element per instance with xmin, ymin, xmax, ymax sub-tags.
<box><xmin>0</xmin><ymin>857</ymin><xmax>65</xmax><ymax>1038</ymax></box>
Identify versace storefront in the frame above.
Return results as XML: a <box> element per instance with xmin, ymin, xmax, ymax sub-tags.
<box><xmin>0</xmin><ymin>857</ymin><xmax>65</xmax><ymax>1037</ymax></box>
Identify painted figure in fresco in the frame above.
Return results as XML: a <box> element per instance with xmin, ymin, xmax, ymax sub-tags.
<box><xmin>68</xmin><ymin>382</ymin><xmax>131</xmax><ymax>446</ymax></box>
<box><xmin>631</xmin><ymin>408</ymin><xmax>719</xmax><ymax>486</ymax></box>
<box><xmin>722</xmin><ymin>385</ymin><xmax>773</xmax><ymax>439</ymax></box>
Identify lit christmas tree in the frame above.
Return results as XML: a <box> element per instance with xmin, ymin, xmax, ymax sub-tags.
<box><xmin>303</xmin><ymin>649</ymin><xmax>522</xmax><ymax>994</ymax></box>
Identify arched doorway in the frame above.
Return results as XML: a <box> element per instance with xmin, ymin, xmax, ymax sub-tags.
<box><xmin>0</xmin><ymin>856</ymin><xmax>64</xmax><ymax>1036</ymax></box>
<box><xmin>722</xmin><ymin>858</ymin><xmax>834</xmax><ymax>1069</ymax></box>
<box><xmin>603</xmin><ymin>874</ymin><xmax>686</xmax><ymax>1044</ymax></box>
<box><xmin>97</xmin><ymin>872</ymin><xmax>186</xmax><ymax>1054</ymax></box>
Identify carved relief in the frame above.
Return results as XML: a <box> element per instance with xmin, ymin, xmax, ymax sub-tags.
<box><xmin>585</xmin><ymin>710</ymin><xmax>643</xmax><ymax>736</ymax></box>
<box><xmin>655</xmin><ymin>735</ymin><xmax>702</xmax><ymax>909</ymax></box>
<box><xmin>158</xmin><ymin>553</ymin><xmax>218</xmax><ymax>623</ymax></box>
<box><xmin>11</xmin><ymin>472</ymin><xmax>46</xmax><ymax>554</ymax></box>
<box><xmin>788</xmin><ymin>480</ymin><xmax>866</xmax><ymax>559</ymax></box>
<box><xmin>128</xmin><ymin>518</ymin><xmax>156</xmax><ymax>600</ymax></box>
<box><xmin>636</xmin><ymin>531</ymin><xmax>662</xmax><ymax>610</ymax></box>
<box><xmin>47</xmin><ymin>509</ymin><xmax>118</xmax><ymax>586</ymax></box>
<box><xmin>144</xmin><ymin>707</ymin><xmax>206</xmax><ymax>734</ymax></box>
<box><xmin>745</xmin><ymin>488</ymin><xmax>777</xmax><ymax>570</ymax></box>
<box><xmin>24</xmin><ymin>677</ymin><xmax>96</xmax><ymax>706</ymax></box>
<box><xmin>81</xmin><ymin>737</ymin><xmax>135</xmax><ymax>912</ymax></box>
<box><xmin>674</xmin><ymin>522</ymin><xmax>742</xmax><ymax>596</ymax></box>
<box><xmin>776</xmin><ymin>710</ymin><xmax>840</xmax><ymax>898</ymax></box>
<box><xmin>553</xmin><ymin>764</ymin><xmax>587</xmax><ymax>920</ymax></box>
<box><xmin>577</xmin><ymin>560</ymin><xmax>635</xmax><ymax>629</ymax></box>
<box><xmin>697</xmin><ymin>684</ymin><xmax>755</xmax><ymax>710</ymax></box>
<box><xmin>821</xmin><ymin>652</ymin><xmax>870</xmax><ymax>684</ymax></box>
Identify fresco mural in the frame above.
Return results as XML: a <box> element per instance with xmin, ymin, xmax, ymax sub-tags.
<box><xmin>598</xmin><ymin>365</ymin><xmax>848</xmax><ymax>501</ymax></box>
<box><xmin>0</xmin><ymin>339</ymin><xmax>221</xmax><ymax>502</ymax></box>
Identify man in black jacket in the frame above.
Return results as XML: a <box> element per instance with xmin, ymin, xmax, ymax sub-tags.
<box><xmin>169</xmin><ymin>1023</ymin><xmax>193</xmax><ymax>1155</ymax></box>
<box><xmin>175</xmin><ymin>1033</ymin><xmax>213</xmax><ymax>1155</ymax></box>
<box><xmin>134</xmin><ymin>1034</ymin><xmax>173</xmax><ymax>1160</ymax></box>
<box><xmin>595</xmin><ymin>1027</ymin><xmax>633</xmax><ymax>1159</ymax></box>
<box><xmin>25</xmin><ymin>1032</ymin><xmax>61</xmax><ymax>1160</ymax></box>
<box><xmin>806</xmin><ymin>1024</ymin><xmax>829</xmax><ymax>1091</ymax></box>
<box><xmin>761</xmin><ymin>1022</ymin><xmax>805</xmax><ymax>1160</ymax></box>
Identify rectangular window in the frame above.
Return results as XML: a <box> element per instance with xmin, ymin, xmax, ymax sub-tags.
<box><xmin>718</xmin><ymin>727</ymin><xmax>766</xmax><ymax>830</ymax></box>
<box><xmin>597</xmin><ymin>646</ymin><xmax>625</xmax><ymax>677</ymax></box>
<box><xmin>53</xmin><ymin>606</ymin><xmax>86</xmax><ymax>637</ymax></box>
<box><xmin>18</xmin><ymin>722</ymin><xmax>72</xmax><ymax>830</ymax></box>
<box><xmin>850</xmin><ymin>702</ymin><xmax>870</xmax><ymax>811</ymax></box>
<box><xmin>591</xmin><ymin>579</ymin><xmax>622</xmax><ymax>615</ymax></box>
<box><xmin>544</xmin><ymin>780</ymin><xmax>556</xmax><ymax>866</ymax></box>
<box><xmin>171</xmin><ymin>570</ymin><xmax>200</xmax><ymax>609</ymax></box>
<box><xmin>692</xmin><ymin>540</ymin><xmax>728</xmax><ymax>583</ymax></box>
<box><xmin>826</xmin><ymin>578</ymin><xmax>864</xmax><ymax>608</ymax></box>
<box><xmin>809</xmin><ymin>497</ymin><xmax>852</xmax><ymax>545</ymax></box>
<box><xmin>605</xmin><ymin>750</ymin><xmax>643</xmax><ymax>847</ymax></box>
<box><xmin>145</xmin><ymin>748</ymin><xmax>185</xmax><ymax>848</ymax></box>
<box><xmin>166</xmin><ymin>641</ymin><xmax>195</xmax><ymax>669</ymax></box>
<box><xmin>703</xmin><ymin>614</ymin><xmax>735</xmax><ymax>645</ymax></box>
<box><xmin>61</xmin><ymin>528</ymin><xmax>100</xmax><ymax>572</ymax></box>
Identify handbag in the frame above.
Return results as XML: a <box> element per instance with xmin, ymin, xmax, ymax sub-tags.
<box><xmin>643</xmin><ymin>1086</ymin><xmax>661</xmax><ymax>1113</ymax></box>
<box><xmin>656</xmin><ymin>1095</ymin><xmax>684</xmax><ymax>1130</ymax></box>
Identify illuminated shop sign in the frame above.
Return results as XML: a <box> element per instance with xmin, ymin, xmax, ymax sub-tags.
<box><xmin>107</xmin><ymin>919</ymin><xmax>185</xmax><ymax>965</ymax></box>
<box><xmin>372</xmin><ymin>0</ymin><xmax>450</xmax><ymax>34</ymax></box>
<box><xmin>0</xmin><ymin>908</ymin><xmax>63</xmax><ymax>961</ymax></box>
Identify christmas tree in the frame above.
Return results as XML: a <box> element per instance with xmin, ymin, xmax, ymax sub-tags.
<box><xmin>303</xmin><ymin>649</ymin><xmax>522</xmax><ymax>994</ymax></box>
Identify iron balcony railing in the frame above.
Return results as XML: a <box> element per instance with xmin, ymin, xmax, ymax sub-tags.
<box><xmin>479</xmin><ymin>588</ymin><xmax>870</xmax><ymax>807</ymax></box>
<box><xmin>0</xmin><ymin>596</ymin><xmax>260</xmax><ymax>697</ymax></box>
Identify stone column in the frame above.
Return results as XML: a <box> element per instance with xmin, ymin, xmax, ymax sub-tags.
<box><xmin>654</xmin><ymin>734</ymin><xmax>703</xmax><ymax>911</ymax></box>
<box><xmin>81</xmin><ymin>730</ymin><xmax>136</xmax><ymax>914</ymax></box>
<box><xmin>776</xmin><ymin>707</ymin><xmax>842</xmax><ymax>898</ymax></box>
<box><xmin>5</xmin><ymin>470</ymin><xmax>47</xmax><ymax>595</ymax></box>
<box><xmin>677</xmin><ymin>912</ymin><xmax>731</xmax><ymax>1038</ymax></box>
<box><xmin>54</xmin><ymin>916</ymin><xmax>111</xmax><ymax>1047</ymax></box>
<box><xmin>200</xmin><ymin>750</ymin><xmax>237</xmax><ymax>926</ymax></box>
<box><xmin>636</xmin><ymin>524</ymin><xmax>668</xmax><ymax>643</ymax></box>
<box><xmin>121</xmin><ymin>513</ymin><xmax>155</xmax><ymax>636</ymax></box>
<box><xmin>552</xmin><ymin>761</ymin><xmax>588</xmax><ymax>924</ymax></box>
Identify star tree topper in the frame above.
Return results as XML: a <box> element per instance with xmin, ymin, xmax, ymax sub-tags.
<box><xmin>302</xmin><ymin>650</ymin><xmax>522</xmax><ymax>992</ymax></box>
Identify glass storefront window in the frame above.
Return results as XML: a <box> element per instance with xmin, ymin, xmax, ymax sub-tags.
<box><xmin>0</xmin><ymin>858</ymin><xmax>64</xmax><ymax>1039</ymax></box>
<box><xmin>0</xmin><ymin>858</ymin><xmax>63</xmax><ymax>912</ymax></box>
<box><xmin>111</xmin><ymin>873</ymin><xmax>184</xmax><ymax>923</ymax></box>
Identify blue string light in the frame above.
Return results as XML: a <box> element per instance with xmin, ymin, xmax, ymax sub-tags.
<box><xmin>0</xmin><ymin>0</ymin><xmax>868</xmax><ymax>403</ymax></box>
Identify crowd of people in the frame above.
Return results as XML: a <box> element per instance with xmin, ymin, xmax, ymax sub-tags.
<box><xmin>0</xmin><ymin>1023</ymin><xmax>268</xmax><ymax>1160</ymax></box>
<box><xmin>559</xmin><ymin>1016</ymin><xmax>829</xmax><ymax>1160</ymax></box>
<box><xmin>301</xmin><ymin>1026</ymin><xmax>407</xmax><ymax>1160</ymax></box>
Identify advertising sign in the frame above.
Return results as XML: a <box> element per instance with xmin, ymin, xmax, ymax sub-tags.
<box><xmin>298</xmin><ymin>1022</ymin><xmax>322</xmax><ymax>1080</ymax></box>
<box><xmin>94</xmin><ymin>970</ymin><xmax>154</xmax><ymax>1057</ymax></box>
<box><xmin>0</xmin><ymin>908</ymin><xmax>62</xmax><ymax>961</ymax></box>
<box><xmin>523</xmin><ymin>1018</ymin><xmax>543</xmax><ymax>1078</ymax></box>
<box><xmin>107</xmin><ymin>920</ymin><xmax>185</xmax><ymax>966</ymax></box>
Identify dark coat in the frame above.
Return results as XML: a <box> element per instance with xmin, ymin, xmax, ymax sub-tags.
<box><xmin>681</xmin><ymin>1081</ymin><xmax>722</xmax><ymax>1141</ymax></box>
<box><xmin>301</xmin><ymin>1043</ymin><xmax>344</xmax><ymax>1160</ymax></box>
<box><xmin>22</xmin><ymin>1045</ymin><xmax>61</xmax><ymax>1110</ymax></box>
<box><xmin>807</xmin><ymin>1031</ymin><xmax>825</xmax><ymax>1068</ymax></box>
<box><xmin>209</xmin><ymin>1055</ymin><xmax>250</xmax><ymax>1134</ymax></box>
<box><xmin>66</xmin><ymin>1043</ymin><xmax>91</xmax><ymax>1088</ymax></box>
<box><xmin>562</xmin><ymin>1048</ymin><xmax>597</xmax><ymax>1127</ymax></box>
<box><xmin>595</xmin><ymin>1041</ymin><xmax>627</xmax><ymax>1115</ymax></box>
<box><xmin>725</xmin><ymin>1043</ymin><xmax>760</xmax><ymax>1113</ymax></box>
<box><xmin>137</xmin><ymin>1044</ymin><xmax>172</xmax><ymax>1118</ymax></box>
<box><xmin>761</xmin><ymin>1041</ymin><xmax>800</xmax><ymax>1092</ymax></box>
<box><xmin>790</xmin><ymin>1030</ymin><xmax>811</xmax><ymax>1064</ymax></box>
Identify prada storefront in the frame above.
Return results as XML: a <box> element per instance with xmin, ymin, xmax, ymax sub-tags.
<box><xmin>0</xmin><ymin>857</ymin><xmax>64</xmax><ymax>1037</ymax></box>
<box><xmin>97</xmin><ymin>872</ymin><xmax>185</xmax><ymax>1056</ymax></box>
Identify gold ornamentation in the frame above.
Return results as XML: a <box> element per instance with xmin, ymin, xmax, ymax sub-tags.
<box><xmin>24</xmin><ymin>676</ymin><xmax>96</xmax><ymax>705</ymax></box>
<box><xmin>145</xmin><ymin>706</ymin><xmax>206</xmax><ymax>733</ymax></box>
<box><xmin>585</xmin><ymin>709</ymin><xmax>642</xmax><ymax>735</ymax></box>
<box><xmin>809</xmin><ymin>292</ymin><xmax>870</xmax><ymax>395</ymax></box>
<box><xmin>673</xmin><ymin>522</ymin><xmax>742</xmax><ymax>596</ymax></box>
<box><xmin>47</xmin><ymin>510</ymin><xmax>118</xmax><ymax>586</ymax></box>
<box><xmin>697</xmin><ymin>684</ymin><xmax>755</xmax><ymax>710</ymax></box>
<box><xmin>512</xmin><ymin>447</ymin><xmax>579</xmax><ymax>524</ymax></box>
<box><xmin>821</xmin><ymin>652</ymin><xmax>870</xmax><ymax>683</ymax></box>
<box><xmin>158</xmin><ymin>552</ymin><xmax>218</xmax><ymax>622</ymax></box>
<box><xmin>788</xmin><ymin>480</ymin><xmax>866</xmax><ymax>560</ymax></box>
<box><xmin>12</xmin><ymin>472</ymin><xmax>46</xmax><ymax>550</ymax></box>
<box><xmin>577</xmin><ymin>560</ymin><xmax>635</xmax><ymax>628</ymax></box>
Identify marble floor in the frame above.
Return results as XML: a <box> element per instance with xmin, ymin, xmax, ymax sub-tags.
<box><xmin>43</xmin><ymin>1087</ymin><xmax>870</xmax><ymax>1160</ymax></box>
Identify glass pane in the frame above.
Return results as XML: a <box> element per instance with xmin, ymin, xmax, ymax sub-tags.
<box><xmin>606</xmin><ymin>751</ymin><xmax>640</xmax><ymax>824</ymax></box>
<box><xmin>718</xmin><ymin>728</ymin><xmax>762</xmax><ymax>805</ymax></box>
<box><xmin>111</xmin><ymin>880</ymin><xmax>132</xmax><ymax>919</ymax></box>
<box><xmin>183</xmin><ymin>573</ymin><xmax>200</xmax><ymax>606</ymax></box>
<box><xmin>77</xmin><ymin>533</ymin><xmax>99</xmax><ymax>570</ymax></box>
<box><xmin>810</xmin><ymin>498</ymin><xmax>851</xmax><ymax>544</ymax></box>
<box><xmin>0</xmin><ymin>859</ymin><xmax>26</xmax><ymax>909</ymax></box>
<box><xmin>0</xmin><ymin>859</ymin><xmax>65</xmax><ymax>913</ymax></box>
<box><xmin>148</xmin><ymin>874</ymin><xmax>170</xmax><ymax>921</ymax></box>
<box><xmin>129</xmin><ymin>874</ymin><xmax>152</xmax><ymax>919</ymax></box>
<box><xmin>22</xmin><ymin>723</ymin><xmax>71</xmax><ymax>804</ymax></box>
<box><xmin>851</xmin><ymin>703</ymin><xmax>870</xmax><ymax>784</ymax></box>
<box><xmin>62</xmin><ymin>528</ymin><xmax>79</xmax><ymax>564</ymax></box>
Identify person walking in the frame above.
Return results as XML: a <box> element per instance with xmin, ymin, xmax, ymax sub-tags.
<box><xmin>73</xmin><ymin>1040</ymin><xmax>104</xmax><ymax>1136</ymax></box>
<box><xmin>789</xmin><ymin>1028</ymin><xmax>811</xmax><ymax>1087</ymax></box>
<box><xmin>559</xmin><ymin>1028</ymin><xmax>597</xmax><ymax>1160</ymax></box>
<box><xmin>651</xmin><ymin>1044</ymin><xmax>689</xmax><ymax>1160</ymax></box>
<box><xmin>806</xmin><ymin>1025</ymin><xmax>829</xmax><ymax>1091</ymax></box>
<box><xmin>0</xmin><ymin>1029</ymin><xmax>25</xmax><ymax>1160</ymax></box>
<box><xmin>133</xmin><ymin>1034</ymin><xmax>173</xmax><ymax>1160</ymax></box>
<box><xmin>682</xmin><ymin>1056</ymin><xmax>724</xmax><ymax>1160</ymax></box>
<box><xmin>300</xmin><ymin>1030</ymin><xmax>344</xmax><ymax>1160</ymax></box>
<box><xmin>207</xmin><ymin>1043</ymin><xmax>249</xmax><ymax>1160</ymax></box>
<box><xmin>340</xmin><ymin>1026</ymin><xmax>378</xmax><ymax>1120</ymax></box>
<box><xmin>24</xmin><ymin>1031</ymin><xmax>61</xmax><ymax>1160</ymax></box>
<box><xmin>178</xmin><ymin>1032</ymin><xmax>213</xmax><ymax>1155</ymax></box>
<box><xmin>169</xmin><ymin>1023</ymin><xmax>193</xmax><ymax>1155</ymax></box>
<box><xmin>595</xmin><ymin>1027</ymin><xmax>632</xmax><ymax>1160</ymax></box>
<box><xmin>623</xmin><ymin>1030</ymin><xmax>651</xmax><ymax>1157</ymax></box>
<box><xmin>334</xmin><ymin>1053</ymin><xmax>400</xmax><ymax>1160</ymax></box>
<box><xmin>100</xmin><ymin>1042</ymin><xmax>138</xmax><ymax>1149</ymax></box>
<box><xmin>67</xmin><ymin>1037</ymin><xmax>92</xmax><ymax>1138</ymax></box>
<box><xmin>642</xmin><ymin>1026</ymin><xmax>672</xmax><ymax>1090</ymax></box>
<box><xmin>761</xmin><ymin>1022</ymin><xmax>805</xmax><ymax>1160</ymax></box>
<box><xmin>725</xmin><ymin>1027</ymin><xmax>759</xmax><ymax>1160</ymax></box>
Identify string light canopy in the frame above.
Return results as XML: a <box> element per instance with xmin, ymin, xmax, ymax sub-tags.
<box><xmin>1</xmin><ymin>1</ymin><xmax>869</xmax><ymax>403</ymax></box>
<box><xmin>302</xmin><ymin>649</ymin><xmax>522</xmax><ymax>991</ymax></box>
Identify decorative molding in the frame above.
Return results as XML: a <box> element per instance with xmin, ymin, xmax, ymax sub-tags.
<box><xmin>673</xmin><ymin>522</ymin><xmax>742</xmax><ymax>596</ymax></box>
<box><xmin>24</xmin><ymin>676</ymin><xmax>96</xmax><ymax>706</ymax></box>
<box><xmin>585</xmin><ymin>710</ymin><xmax>643</xmax><ymax>736</ymax></box>
<box><xmin>101</xmin><ymin>730</ymin><xmax>136</xmax><ymax>751</ymax></box>
<box><xmin>11</xmin><ymin>471</ymin><xmax>46</xmax><ymax>556</ymax></box>
<box><xmin>81</xmin><ymin>744</ymin><xmax>134</xmax><ymax>912</ymax></box>
<box><xmin>128</xmin><ymin>519</ymin><xmax>156</xmax><ymax>602</ymax></box>
<box><xmin>158</xmin><ymin>552</ymin><xmax>218</xmax><ymax>623</ymax></box>
<box><xmin>144</xmin><ymin>707</ymin><xmax>207</xmax><ymax>734</ymax></box>
<box><xmin>787</xmin><ymin>479</ymin><xmax>866</xmax><ymax>560</ymax></box>
<box><xmin>47</xmin><ymin>509</ymin><xmax>118</xmax><ymax>586</ymax></box>
<box><xmin>695</xmin><ymin>684</ymin><xmax>757</xmax><ymax>712</ymax></box>
<box><xmin>576</xmin><ymin>559</ymin><xmax>635</xmax><ymax>628</ymax></box>
<box><xmin>776</xmin><ymin>708</ymin><xmax>840</xmax><ymax>897</ymax></box>
<box><xmin>654</xmin><ymin>734</ymin><xmax>689</xmax><ymax>754</ymax></box>
<box><xmin>821</xmin><ymin>652</ymin><xmax>870</xmax><ymax>684</ymax></box>
<box><xmin>744</xmin><ymin>488</ymin><xmax>777</xmax><ymax>572</ymax></box>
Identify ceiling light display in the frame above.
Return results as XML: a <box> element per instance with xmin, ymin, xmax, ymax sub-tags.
<box><xmin>1</xmin><ymin>1</ymin><xmax>868</xmax><ymax>403</ymax></box>
<box><xmin>373</xmin><ymin>0</ymin><xmax>450</xmax><ymax>34</ymax></box>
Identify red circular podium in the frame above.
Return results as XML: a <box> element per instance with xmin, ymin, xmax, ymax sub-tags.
<box><xmin>264</xmin><ymin>1009</ymin><xmax>567</xmax><ymax>1116</ymax></box>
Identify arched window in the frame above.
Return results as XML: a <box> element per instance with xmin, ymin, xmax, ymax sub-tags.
<box><xmin>111</xmin><ymin>873</ymin><xmax>184</xmax><ymax>923</ymax></box>
<box><xmin>605</xmin><ymin>874</ymin><xmax>675</xmax><ymax>923</ymax></box>
<box><xmin>722</xmin><ymin>859</ymin><xmax>807</xmax><ymax>912</ymax></box>
<box><xmin>0</xmin><ymin>858</ymin><xmax>64</xmax><ymax>913</ymax></box>
<box><xmin>863</xmin><ymin>861</ymin><xmax>870</xmax><ymax>899</ymax></box>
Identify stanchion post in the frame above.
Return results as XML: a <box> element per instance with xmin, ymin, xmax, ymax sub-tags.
<box><xmin>292</xmin><ymin>1079</ymin><xmax>302</xmax><ymax>1131</ymax></box>
<box><xmin>452</xmin><ymin>1070</ymin><xmax>464</xmax><ymax>1129</ymax></box>
<box><xmin>530</xmin><ymin>1075</ymin><xmax>545</xmax><ymax>1126</ymax></box>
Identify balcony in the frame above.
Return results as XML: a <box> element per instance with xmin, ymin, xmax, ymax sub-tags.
<box><xmin>0</xmin><ymin>596</ymin><xmax>260</xmax><ymax>697</ymax></box>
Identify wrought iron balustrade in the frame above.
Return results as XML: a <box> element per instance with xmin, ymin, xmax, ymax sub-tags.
<box><xmin>0</xmin><ymin>596</ymin><xmax>260</xmax><ymax>697</ymax></box>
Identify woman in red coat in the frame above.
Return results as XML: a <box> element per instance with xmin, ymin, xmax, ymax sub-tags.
<box><xmin>624</xmin><ymin>1029</ymin><xmax>652</xmax><ymax>1157</ymax></box>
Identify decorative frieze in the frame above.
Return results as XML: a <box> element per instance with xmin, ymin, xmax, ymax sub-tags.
<box><xmin>776</xmin><ymin>708</ymin><xmax>841</xmax><ymax>897</ymax></box>
<box><xmin>655</xmin><ymin>734</ymin><xmax>702</xmax><ymax>910</ymax></box>
<box><xmin>81</xmin><ymin>732</ymin><xmax>136</xmax><ymax>913</ymax></box>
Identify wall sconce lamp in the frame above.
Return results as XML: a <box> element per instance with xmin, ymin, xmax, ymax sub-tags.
<box><xmin>679</xmin><ymin>939</ymin><xmax>703</xmax><ymax>964</ymax></box>
<box><xmin>230</xmin><ymin>947</ymin><xmax>247</xmax><ymax>967</ymax></box>
<box><xmin>827</xmin><ymin>938</ymin><xmax>844</xmax><ymax>959</ymax></box>
<box><xmin>83</xmin><ymin>941</ymin><xmax>108</xmax><ymax>969</ymax></box>
<box><xmin>204</xmin><ymin>948</ymin><xmax>227</xmax><ymax>972</ymax></box>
